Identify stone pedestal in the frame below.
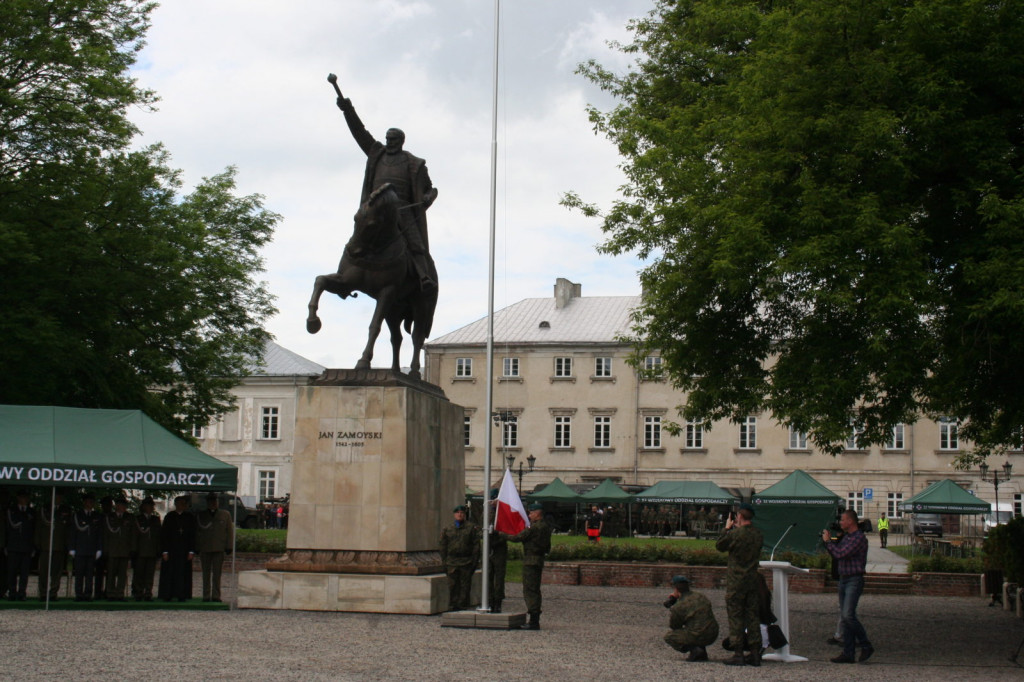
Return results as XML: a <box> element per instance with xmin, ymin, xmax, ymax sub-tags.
<box><xmin>238</xmin><ymin>369</ymin><xmax>465</xmax><ymax>613</ymax></box>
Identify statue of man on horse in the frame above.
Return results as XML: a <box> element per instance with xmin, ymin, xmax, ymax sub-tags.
<box><xmin>305</xmin><ymin>75</ymin><xmax>439</xmax><ymax>379</ymax></box>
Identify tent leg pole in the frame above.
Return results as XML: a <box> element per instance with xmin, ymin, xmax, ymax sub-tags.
<box><xmin>45</xmin><ymin>486</ymin><xmax>56</xmax><ymax>612</ymax></box>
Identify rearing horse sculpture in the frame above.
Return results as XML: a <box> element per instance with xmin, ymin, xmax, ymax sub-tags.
<box><xmin>306</xmin><ymin>184</ymin><xmax>438</xmax><ymax>379</ymax></box>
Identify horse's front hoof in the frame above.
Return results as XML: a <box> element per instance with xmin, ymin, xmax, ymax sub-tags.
<box><xmin>355</xmin><ymin>359</ymin><xmax>371</xmax><ymax>370</ymax></box>
<box><xmin>408</xmin><ymin>370</ymin><xmax>421</xmax><ymax>381</ymax></box>
<box><xmin>306</xmin><ymin>317</ymin><xmax>322</xmax><ymax>334</ymax></box>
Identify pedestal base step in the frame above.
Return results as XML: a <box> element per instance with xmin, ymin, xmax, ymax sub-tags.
<box><xmin>441</xmin><ymin>610</ymin><xmax>526</xmax><ymax>629</ymax></box>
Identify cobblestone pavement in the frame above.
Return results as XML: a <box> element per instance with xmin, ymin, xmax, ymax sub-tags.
<box><xmin>2</xmin><ymin>573</ymin><xmax>1022</xmax><ymax>681</ymax></box>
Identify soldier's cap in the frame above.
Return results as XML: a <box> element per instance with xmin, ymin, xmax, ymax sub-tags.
<box><xmin>670</xmin><ymin>575</ymin><xmax>690</xmax><ymax>585</ymax></box>
<box><xmin>738</xmin><ymin>502</ymin><xmax>755</xmax><ymax>517</ymax></box>
<box><xmin>141</xmin><ymin>496</ymin><xmax>155</xmax><ymax>507</ymax></box>
<box><xmin>528</xmin><ymin>503</ymin><xmax>543</xmax><ymax>511</ymax></box>
<box><xmin>453</xmin><ymin>504</ymin><xmax>467</xmax><ymax>513</ymax></box>
<box><xmin>15</xmin><ymin>488</ymin><xmax>29</xmax><ymax>497</ymax></box>
<box><xmin>82</xmin><ymin>493</ymin><xmax>96</xmax><ymax>502</ymax></box>
<box><xmin>114</xmin><ymin>496</ymin><xmax>128</xmax><ymax>506</ymax></box>
<box><xmin>206</xmin><ymin>492</ymin><xmax>219</xmax><ymax>501</ymax></box>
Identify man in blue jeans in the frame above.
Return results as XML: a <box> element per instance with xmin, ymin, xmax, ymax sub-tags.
<box><xmin>822</xmin><ymin>509</ymin><xmax>874</xmax><ymax>663</ymax></box>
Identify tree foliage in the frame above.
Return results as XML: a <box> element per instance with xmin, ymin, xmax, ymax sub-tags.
<box><xmin>569</xmin><ymin>0</ymin><xmax>1024</xmax><ymax>458</ymax></box>
<box><xmin>0</xmin><ymin>0</ymin><xmax>279</xmax><ymax>434</ymax></box>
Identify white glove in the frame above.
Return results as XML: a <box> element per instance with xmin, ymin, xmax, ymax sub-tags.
<box><xmin>69</xmin><ymin>550</ymin><xmax>76</xmax><ymax>558</ymax></box>
<box><xmin>95</xmin><ymin>550</ymin><xmax>102</xmax><ymax>559</ymax></box>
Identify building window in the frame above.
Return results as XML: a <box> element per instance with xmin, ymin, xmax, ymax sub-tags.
<box><xmin>643</xmin><ymin>356</ymin><xmax>663</xmax><ymax>377</ymax></box>
<box><xmin>739</xmin><ymin>416</ymin><xmax>757</xmax><ymax>449</ymax></box>
<box><xmin>594</xmin><ymin>416</ymin><xmax>610</xmax><ymax>448</ymax></box>
<box><xmin>456</xmin><ymin>357</ymin><xmax>473</xmax><ymax>377</ymax></box>
<box><xmin>644</xmin><ymin>416</ymin><xmax>662</xmax><ymax>448</ymax></box>
<box><xmin>260</xmin><ymin>406</ymin><xmax>280</xmax><ymax>440</ymax></box>
<box><xmin>939</xmin><ymin>417</ymin><xmax>959</xmax><ymax>450</ymax></box>
<box><xmin>594</xmin><ymin>357</ymin><xmax>612</xmax><ymax>378</ymax></box>
<box><xmin>258</xmin><ymin>470</ymin><xmax>277</xmax><ymax>501</ymax></box>
<box><xmin>789</xmin><ymin>427</ymin><xmax>808</xmax><ymax>450</ymax></box>
<box><xmin>502</xmin><ymin>420</ymin><xmax>518</xmax><ymax>448</ymax></box>
<box><xmin>554</xmin><ymin>416</ymin><xmax>572</xmax><ymax>448</ymax></box>
<box><xmin>555</xmin><ymin>357</ymin><xmax>573</xmax><ymax>377</ymax></box>
<box><xmin>191</xmin><ymin>424</ymin><xmax>205</xmax><ymax>439</ymax></box>
<box><xmin>503</xmin><ymin>357</ymin><xmax>520</xmax><ymax>377</ymax></box>
<box><xmin>887</xmin><ymin>424</ymin><xmax>905</xmax><ymax>450</ymax></box>
<box><xmin>846</xmin><ymin>422</ymin><xmax>865</xmax><ymax>450</ymax></box>
<box><xmin>463</xmin><ymin>416</ymin><xmax>471</xmax><ymax>447</ymax></box>
<box><xmin>887</xmin><ymin>492</ymin><xmax>904</xmax><ymax>518</ymax></box>
<box><xmin>1015</xmin><ymin>493</ymin><xmax>1023</xmax><ymax>518</ymax></box>
<box><xmin>685</xmin><ymin>420</ymin><xmax>703</xmax><ymax>449</ymax></box>
<box><xmin>847</xmin><ymin>491</ymin><xmax>864</xmax><ymax>516</ymax></box>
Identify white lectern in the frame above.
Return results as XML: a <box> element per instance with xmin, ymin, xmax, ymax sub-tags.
<box><xmin>759</xmin><ymin>561</ymin><xmax>810</xmax><ymax>663</ymax></box>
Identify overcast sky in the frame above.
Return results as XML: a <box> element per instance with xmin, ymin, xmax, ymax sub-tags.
<box><xmin>129</xmin><ymin>0</ymin><xmax>653</xmax><ymax>368</ymax></box>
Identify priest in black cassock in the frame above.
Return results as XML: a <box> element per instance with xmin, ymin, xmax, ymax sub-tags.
<box><xmin>158</xmin><ymin>495</ymin><xmax>196</xmax><ymax>601</ymax></box>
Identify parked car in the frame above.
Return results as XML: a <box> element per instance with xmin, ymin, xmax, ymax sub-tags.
<box><xmin>912</xmin><ymin>513</ymin><xmax>943</xmax><ymax>537</ymax></box>
<box><xmin>186</xmin><ymin>492</ymin><xmax>260</xmax><ymax>529</ymax></box>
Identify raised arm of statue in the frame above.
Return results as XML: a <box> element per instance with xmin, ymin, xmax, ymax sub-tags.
<box><xmin>336</xmin><ymin>96</ymin><xmax>378</xmax><ymax>157</ymax></box>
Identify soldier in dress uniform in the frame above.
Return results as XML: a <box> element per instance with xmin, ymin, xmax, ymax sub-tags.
<box><xmin>159</xmin><ymin>495</ymin><xmax>196</xmax><ymax>602</ymax></box>
<box><xmin>504</xmin><ymin>502</ymin><xmax>553</xmax><ymax>630</ymax></box>
<box><xmin>716</xmin><ymin>503</ymin><xmax>765</xmax><ymax>666</ymax></box>
<box><xmin>131</xmin><ymin>496</ymin><xmax>161</xmax><ymax>601</ymax></box>
<box><xmin>103</xmin><ymin>496</ymin><xmax>135</xmax><ymax>600</ymax></box>
<box><xmin>34</xmin><ymin>490</ymin><xmax>70</xmax><ymax>601</ymax></box>
<box><xmin>439</xmin><ymin>504</ymin><xmax>480</xmax><ymax>611</ymax></box>
<box><xmin>663</xmin><ymin>575</ymin><xmax>720</xmax><ymax>661</ymax></box>
<box><xmin>94</xmin><ymin>495</ymin><xmax>113</xmax><ymax>598</ymax></box>
<box><xmin>5</xmin><ymin>489</ymin><xmax>35</xmax><ymax>601</ymax></box>
<box><xmin>68</xmin><ymin>493</ymin><xmax>103</xmax><ymax>601</ymax></box>
<box><xmin>195</xmin><ymin>492</ymin><xmax>234</xmax><ymax>602</ymax></box>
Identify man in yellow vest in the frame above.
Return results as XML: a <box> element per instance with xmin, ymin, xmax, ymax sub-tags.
<box><xmin>877</xmin><ymin>516</ymin><xmax>890</xmax><ymax>549</ymax></box>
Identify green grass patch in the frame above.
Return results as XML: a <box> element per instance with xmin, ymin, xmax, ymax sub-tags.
<box><xmin>237</xmin><ymin>528</ymin><xmax>287</xmax><ymax>553</ymax></box>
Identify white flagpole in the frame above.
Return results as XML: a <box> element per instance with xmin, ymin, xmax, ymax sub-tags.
<box><xmin>479</xmin><ymin>0</ymin><xmax>500</xmax><ymax>614</ymax></box>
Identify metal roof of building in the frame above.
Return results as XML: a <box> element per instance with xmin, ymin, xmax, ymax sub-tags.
<box><xmin>427</xmin><ymin>295</ymin><xmax>641</xmax><ymax>347</ymax></box>
<box><xmin>248</xmin><ymin>340</ymin><xmax>325</xmax><ymax>376</ymax></box>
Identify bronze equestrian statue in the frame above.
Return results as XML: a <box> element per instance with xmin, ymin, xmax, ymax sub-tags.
<box><xmin>306</xmin><ymin>75</ymin><xmax>438</xmax><ymax>378</ymax></box>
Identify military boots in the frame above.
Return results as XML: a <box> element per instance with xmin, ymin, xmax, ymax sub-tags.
<box><xmin>521</xmin><ymin>612</ymin><xmax>540</xmax><ymax>630</ymax></box>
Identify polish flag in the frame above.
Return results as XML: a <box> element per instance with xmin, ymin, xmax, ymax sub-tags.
<box><xmin>494</xmin><ymin>468</ymin><xmax>530</xmax><ymax>534</ymax></box>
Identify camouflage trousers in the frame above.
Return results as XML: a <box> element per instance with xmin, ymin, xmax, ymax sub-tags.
<box><xmin>664</xmin><ymin>622</ymin><xmax>719</xmax><ymax>653</ymax></box>
<box><xmin>725</xmin><ymin>583</ymin><xmax>762</xmax><ymax>650</ymax></box>
<box><xmin>521</xmin><ymin>563</ymin><xmax>544</xmax><ymax>614</ymax></box>
<box><xmin>446</xmin><ymin>565</ymin><xmax>474</xmax><ymax>610</ymax></box>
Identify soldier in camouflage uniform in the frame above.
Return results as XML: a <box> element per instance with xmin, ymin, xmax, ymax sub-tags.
<box><xmin>439</xmin><ymin>504</ymin><xmax>480</xmax><ymax>611</ymax></box>
<box><xmin>715</xmin><ymin>503</ymin><xmax>764</xmax><ymax>666</ymax></box>
<box><xmin>131</xmin><ymin>497</ymin><xmax>161</xmax><ymax>601</ymax></box>
<box><xmin>504</xmin><ymin>502</ymin><xmax>552</xmax><ymax>630</ymax></box>
<box><xmin>103</xmin><ymin>497</ymin><xmax>135</xmax><ymax>601</ymax></box>
<box><xmin>663</xmin><ymin>575</ymin><xmax>719</xmax><ymax>661</ymax></box>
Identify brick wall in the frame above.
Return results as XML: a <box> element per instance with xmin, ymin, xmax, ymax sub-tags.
<box><xmin>545</xmin><ymin>562</ymin><xmax>975</xmax><ymax>597</ymax></box>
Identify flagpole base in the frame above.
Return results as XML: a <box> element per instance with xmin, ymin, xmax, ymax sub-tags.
<box><xmin>441</xmin><ymin>609</ymin><xmax>526</xmax><ymax>629</ymax></box>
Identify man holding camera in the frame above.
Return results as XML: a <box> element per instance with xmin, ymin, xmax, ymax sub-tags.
<box><xmin>715</xmin><ymin>503</ymin><xmax>764</xmax><ymax>666</ymax></box>
<box><xmin>663</xmin><ymin>575</ymin><xmax>719</xmax><ymax>661</ymax></box>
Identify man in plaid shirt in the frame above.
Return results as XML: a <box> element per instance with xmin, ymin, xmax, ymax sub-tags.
<box><xmin>822</xmin><ymin>509</ymin><xmax>874</xmax><ymax>663</ymax></box>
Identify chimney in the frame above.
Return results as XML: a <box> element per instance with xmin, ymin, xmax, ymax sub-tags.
<box><xmin>554</xmin><ymin>278</ymin><xmax>582</xmax><ymax>309</ymax></box>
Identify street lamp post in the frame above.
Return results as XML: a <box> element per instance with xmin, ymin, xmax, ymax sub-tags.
<box><xmin>506</xmin><ymin>453</ymin><xmax>536</xmax><ymax>491</ymax></box>
<box><xmin>980</xmin><ymin>461</ymin><xmax>1013</xmax><ymax>527</ymax></box>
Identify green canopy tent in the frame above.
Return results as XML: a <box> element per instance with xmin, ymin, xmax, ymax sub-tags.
<box><xmin>634</xmin><ymin>480</ymin><xmax>737</xmax><ymax>505</ymax></box>
<box><xmin>0</xmin><ymin>405</ymin><xmax>237</xmax><ymax>490</ymax></box>
<box><xmin>526</xmin><ymin>477</ymin><xmax>584</xmax><ymax>502</ymax></box>
<box><xmin>899</xmin><ymin>479</ymin><xmax>991</xmax><ymax>514</ymax></box>
<box><xmin>579</xmin><ymin>478</ymin><xmax>634</xmax><ymax>503</ymax></box>
<box><xmin>751</xmin><ymin>470</ymin><xmax>842</xmax><ymax>555</ymax></box>
<box><xmin>0</xmin><ymin>405</ymin><xmax>238</xmax><ymax>610</ymax></box>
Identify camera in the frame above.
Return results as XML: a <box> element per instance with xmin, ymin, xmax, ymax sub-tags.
<box><xmin>663</xmin><ymin>595</ymin><xmax>678</xmax><ymax>609</ymax></box>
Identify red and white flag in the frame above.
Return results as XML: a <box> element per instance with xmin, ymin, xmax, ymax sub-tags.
<box><xmin>494</xmin><ymin>468</ymin><xmax>530</xmax><ymax>535</ymax></box>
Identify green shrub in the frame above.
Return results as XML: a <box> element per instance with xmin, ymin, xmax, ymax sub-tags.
<box><xmin>907</xmin><ymin>554</ymin><xmax>984</xmax><ymax>574</ymax></box>
<box><xmin>236</xmin><ymin>529</ymin><xmax>287</xmax><ymax>553</ymax></box>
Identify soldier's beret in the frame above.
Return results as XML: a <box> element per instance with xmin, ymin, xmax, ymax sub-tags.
<box><xmin>489</xmin><ymin>488</ymin><xmax>499</xmax><ymax>500</ymax></box>
<box><xmin>82</xmin><ymin>493</ymin><xmax>95</xmax><ymax>502</ymax></box>
<box><xmin>671</xmin><ymin>575</ymin><xmax>690</xmax><ymax>585</ymax></box>
<box><xmin>114</xmin><ymin>496</ymin><xmax>128</xmax><ymax>505</ymax></box>
<box><xmin>141</xmin><ymin>497</ymin><xmax>155</xmax><ymax>506</ymax></box>
<box><xmin>739</xmin><ymin>502</ymin><xmax>755</xmax><ymax>517</ymax></box>
<box><xmin>453</xmin><ymin>504</ymin><xmax>467</xmax><ymax>513</ymax></box>
<box><xmin>528</xmin><ymin>503</ymin><xmax>543</xmax><ymax>511</ymax></box>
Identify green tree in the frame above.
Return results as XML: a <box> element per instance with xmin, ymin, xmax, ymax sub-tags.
<box><xmin>0</xmin><ymin>0</ymin><xmax>278</xmax><ymax>434</ymax></box>
<box><xmin>568</xmin><ymin>0</ymin><xmax>1024</xmax><ymax>459</ymax></box>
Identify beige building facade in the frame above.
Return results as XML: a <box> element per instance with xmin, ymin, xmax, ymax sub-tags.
<box><xmin>425</xmin><ymin>278</ymin><xmax>1022</xmax><ymax>523</ymax></box>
